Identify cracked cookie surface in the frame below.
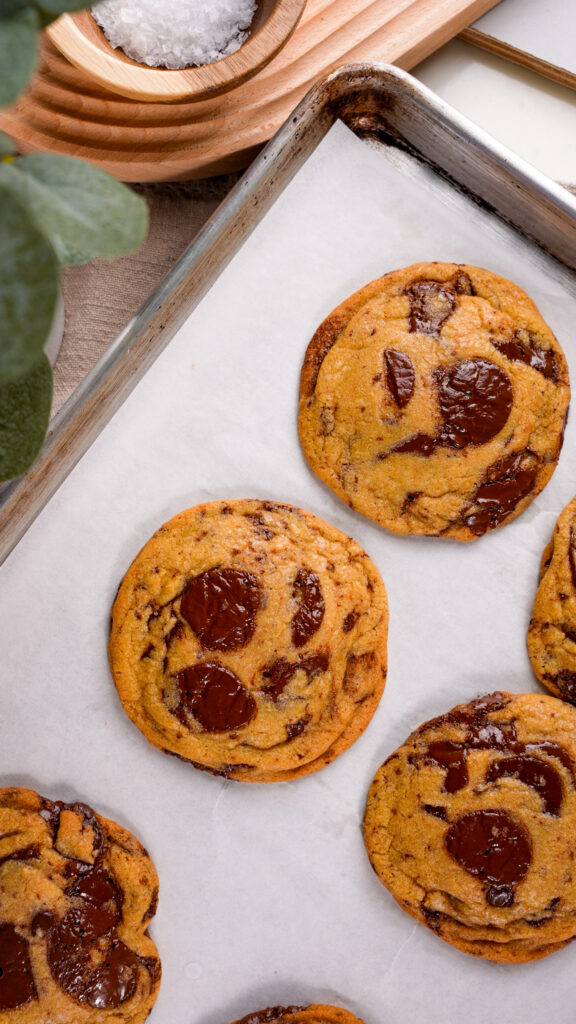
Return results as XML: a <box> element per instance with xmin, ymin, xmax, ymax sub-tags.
<box><xmin>0</xmin><ymin>787</ymin><xmax>160</xmax><ymax>1022</ymax></box>
<box><xmin>363</xmin><ymin>692</ymin><xmax>576</xmax><ymax>962</ymax></box>
<box><xmin>528</xmin><ymin>495</ymin><xmax>576</xmax><ymax>703</ymax></box>
<box><xmin>232</xmin><ymin>1006</ymin><xmax>365</xmax><ymax>1024</ymax></box>
<box><xmin>109</xmin><ymin>500</ymin><xmax>388</xmax><ymax>782</ymax></box>
<box><xmin>298</xmin><ymin>262</ymin><xmax>569</xmax><ymax>540</ymax></box>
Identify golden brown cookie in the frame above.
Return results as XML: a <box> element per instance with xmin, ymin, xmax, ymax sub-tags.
<box><xmin>109</xmin><ymin>499</ymin><xmax>388</xmax><ymax>782</ymax></box>
<box><xmin>363</xmin><ymin>691</ymin><xmax>576</xmax><ymax>962</ymax></box>
<box><xmin>528</xmin><ymin>496</ymin><xmax>576</xmax><ymax>703</ymax></box>
<box><xmin>298</xmin><ymin>262</ymin><xmax>569</xmax><ymax>540</ymax></box>
<box><xmin>0</xmin><ymin>787</ymin><xmax>160</xmax><ymax>1022</ymax></box>
<box><xmin>232</xmin><ymin>1006</ymin><xmax>365</xmax><ymax>1024</ymax></box>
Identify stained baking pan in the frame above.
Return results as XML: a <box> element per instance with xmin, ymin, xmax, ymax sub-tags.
<box><xmin>3</xmin><ymin>64</ymin><xmax>576</xmax><ymax>1023</ymax></box>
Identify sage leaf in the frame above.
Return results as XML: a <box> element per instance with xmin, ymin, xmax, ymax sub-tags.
<box><xmin>0</xmin><ymin>131</ymin><xmax>15</xmax><ymax>154</ymax></box>
<box><xmin>0</xmin><ymin>1</ymin><xmax>30</xmax><ymax>18</ymax></box>
<box><xmin>4</xmin><ymin>154</ymin><xmax>149</xmax><ymax>265</ymax></box>
<box><xmin>0</xmin><ymin>8</ymin><xmax>39</xmax><ymax>108</ymax></box>
<box><xmin>0</xmin><ymin>186</ymin><xmax>59</xmax><ymax>382</ymax></box>
<box><xmin>0</xmin><ymin>354</ymin><xmax>52</xmax><ymax>481</ymax></box>
<box><xmin>35</xmin><ymin>1</ymin><xmax>103</xmax><ymax>27</ymax></box>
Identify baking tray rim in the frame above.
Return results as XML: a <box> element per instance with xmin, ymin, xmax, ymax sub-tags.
<box><xmin>2</xmin><ymin>59</ymin><xmax>576</xmax><ymax>566</ymax></box>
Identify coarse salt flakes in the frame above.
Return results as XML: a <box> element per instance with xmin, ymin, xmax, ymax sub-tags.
<box><xmin>92</xmin><ymin>0</ymin><xmax>258</xmax><ymax>69</ymax></box>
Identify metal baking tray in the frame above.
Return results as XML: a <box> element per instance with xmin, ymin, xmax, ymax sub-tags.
<box><xmin>2</xmin><ymin>60</ymin><xmax>576</xmax><ymax>565</ymax></box>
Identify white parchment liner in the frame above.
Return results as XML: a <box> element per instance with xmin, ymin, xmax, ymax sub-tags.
<box><xmin>1</xmin><ymin>121</ymin><xmax>576</xmax><ymax>1024</ymax></box>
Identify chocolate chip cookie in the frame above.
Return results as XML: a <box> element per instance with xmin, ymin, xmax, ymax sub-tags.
<box><xmin>363</xmin><ymin>692</ymin><xmax>576</xmax><ymax>962</ymax></box>
<box><xmin>528</xmin><ymin>495</ymin><xmax>576</xmax><ymax>703</ymax></box>
<box><xmin>298</xmin><ymin>262</ymin><xmax>569</xmax><ymax>540</ymax></box>
<box><xmin>0</xmin><ymin>787</ymin><xmax>160</xmax><ymax>1021</ymax></box>
<box><xmin>109</xmin><ymin>499</ymin><xmax>388</xmax><ymax>782</ymax></box>
<box><xmin>232</xmin><ymin>1006</ymin><xmax>365</xmax><ymax>1024</ymax></box>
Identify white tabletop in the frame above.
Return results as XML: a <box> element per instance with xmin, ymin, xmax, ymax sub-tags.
<box><xmin>413</xmin><ymin>38</ymin><xmax>576</xmax><ymax>184</ymax></box>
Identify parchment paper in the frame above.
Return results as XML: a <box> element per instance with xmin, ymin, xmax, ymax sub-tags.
<box><xmin>2</xmin><ymin>120</ymin><xmax>576</xmax><ymax>1024</ymax></box>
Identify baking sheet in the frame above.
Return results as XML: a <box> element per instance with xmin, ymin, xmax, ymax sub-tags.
<box><xmin>2</xmin><ymin>118</ymin><xmax>576</xmax><ymax>1023</ymax></box>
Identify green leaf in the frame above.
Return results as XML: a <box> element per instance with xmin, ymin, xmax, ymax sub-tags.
<box><xmin>0</xmin><ymin>1</ymin><xmax>31</xmax><ymax>19</ymax></box>
<box><xmin>0</xmin><ymin>8</ymin><xmax>39</xmax><ymax>108</ymax></box>
<box><xmin>0</xmin><ymin>186</ymin><xmax>59</xmax><ymax>382</ymax></box>
<box><xmin>34</xmin><ymin>1</ymin><xmax>95</xmax><ymax>27</ymax></box>
<box><xmin>0</xmin><ymin>131</ymin><xmax>15</xmax><ymax>154</ymax></box>
<box><xmin>1</xmin><ymin>154</ymin><xmax>149</xmax><ymax>265</ymax></box>
<box><xmin>0</xmin><ymin>354</ymin><xmax>52</xmax><ymax>481</ymax></box>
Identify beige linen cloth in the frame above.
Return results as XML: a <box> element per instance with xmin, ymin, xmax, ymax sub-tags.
<box><xmin>54</xmin><ymin>175</ymin><xmax>240</xmax><ymax>415</ymax></box>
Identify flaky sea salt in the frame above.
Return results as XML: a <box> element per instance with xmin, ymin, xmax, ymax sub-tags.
<box><xmin>92</xmin><ymin>0</ymin><xmax>258</xmax><ymax>69</ymax></box>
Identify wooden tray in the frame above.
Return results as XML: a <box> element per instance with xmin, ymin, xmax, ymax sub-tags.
<box><xmin>0</xmin><ymin>0</ymin><xmax>501</xmax><ymax>181</ymax></box>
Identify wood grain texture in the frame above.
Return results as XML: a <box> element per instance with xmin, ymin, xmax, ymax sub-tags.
<box><xmin>1</xmin><ymin>0</ymin><xmax>502</xmax><ymax>181</ymax></box>
<box><xmin>461</xmin><ymin>26</ymin><xmax>576</xmax><ymax>92</ymax></box>
<box><xmin>47</xmin><ymin>0</ymin><xmax>307</xmax><ymax>101</ymax></box>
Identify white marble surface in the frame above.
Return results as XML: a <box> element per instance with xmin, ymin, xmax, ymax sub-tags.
<box><xmin>413</xmin><ymin>38</ymin><xmax>576</xmax><ymax>183</ymax></box>
<box><xmin>473</xmin><ymin>0</ymin><xmax>573</xmax><ymax>75</ymax></box>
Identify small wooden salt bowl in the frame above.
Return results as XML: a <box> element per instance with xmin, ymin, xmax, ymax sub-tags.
<box><xmin>46</xmin><ymin>0</ymin><xmax>307</xmax><ymax>103</ymax></box>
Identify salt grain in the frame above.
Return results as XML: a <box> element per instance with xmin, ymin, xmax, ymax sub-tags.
<box><xmin>92</xmin><ymin>0</ymin><xmax>258</xmax><ymax>69</ymax></box>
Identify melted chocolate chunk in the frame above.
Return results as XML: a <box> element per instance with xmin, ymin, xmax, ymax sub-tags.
<box><xmin>464</xmin><ymin>452</ymin><xmax>538</xmax><ymax>535</ymax></box>
<box><xmin>0</xmin><ymin>924</ymin><xmax>37</xmax><ymax>1010</ymax></box>
<box><xmin>531</xmin><ymin>742</ymin><xmax>576</xmax><ymax>786</ymax></box>
<box><xmin>0</xmin><ymin>843</ymin><xmax>40</xmax><ymax>868</ymax></box>
<box><xmin>387</xmin><ymin>433</ymin><xmax>437</xmax><ymax>458</ymax></box>
<box><xmin>452</xmin><ymin>271</ymin><xmax>474</xmax><ymax>295</ymax></box>
<box><xmin>286</xmin><ymin>717</ymin><xmax>310</xmax><ymax>740</ymax></box>
<box><xmin>236</xmin><ymin>1008</ymin><xmax>308</xmax><ymax>1024</ymax></box>
<box><xmin>421</xmin><ymin>692</ymin><xmax>575</xmax><ymax>816</ymax></box>
<box><xmin>31</xmin><ymin>910</ymin><xmax>55</xmax><ymax>935</ymax></box>
<box><xmin>406</xmin><ymin>280</ymin><xmax>457</xmax><ymax>335</ymax></box>
<box><xmin>291</xmin><ymin>569</ymin><xmax>325</xmax><ymax>648</ymax></box>
<box><xmin>384</xmin><ymin>349</ymin><xmax>415</xmax><ymax>408</ymax></box>
<box><xmin>486</xmin><ymin>885</ymin><xmax>514</xmax><ymax>908</ymax></box>
<box><xmin>486</xmin><ymin>756</ymin><xmax>563</xmax><ymax>816</ymax></box>
<box><xmin>426</xmin><ymin>742</ymin><xmax>468</xmax><ymax>794</ymax></box>
<box><xmin>384</xmin><ymin>359</ymin><xmax>512</xmax><ymax>460</ymax></box>
<box><xmin>493</xmin><ymin>329</ymin><xmax>558</xmax><ymax>381</ymax></box>
<box><xmin>261</xmin><ymin>653</ymin><xmax>329</xmax><ymax>701</ymax></box>
<box><xmin>175</xmin><ymin>662</ymin><xmax>257</xmax><ymax>732</ymax></box>
<box><xmin>422</xmin><ymin>804</ymin><xmax>448</xmax><ymax>821</ymax></box>
<box><xmin>445</xmin><ymin>809</ymin><xmax>531</xmax><ymax>905</ymax></box>
<box><xmin>47</xmin><ymin>909</ymin><xmax>140</xmax><ymax>1008</ymax></box>
<box><xmin>66</xmin><ymin>867</ymin><xmax>123</xmax><ymax>931</ymax></box>
<box><xmin>546</xmin><ymin>671</ymin><xmax>576</xmax><ymax>704</ymax></box>
<box><xmin>422</xmin><ymin>907</ymin><xmax>441</xmax><ymax>931</ymax></box>
<box><xmin>436</xmin><ymin>359</ymin><xmax>513</xmax><ymax>448</ymax></box>
<box><xmin>343</xmin><ymin>610</ymin><xmax>360</xmax><ymax>633</ymax></box>
<box><xmin>180</xmin><ymin>567</ymin><xmax>262</xmax><ymax>652</ymax></box>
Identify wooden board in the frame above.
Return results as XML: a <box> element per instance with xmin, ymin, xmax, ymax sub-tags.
<box><xmin>0</xmin><ymin>0</ymin><xmax>501</xmax><ymax>181</ymax></box>
<box><xmin>461</xmin><ymin>0</ymin><xmax>576</xmax><ymax>92</ymax></box>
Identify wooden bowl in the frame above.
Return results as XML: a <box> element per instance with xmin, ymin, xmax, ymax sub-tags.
<box><xmin>46</xmin><ymin>0</ymin><xmax>307</xmax><ymax>103</ymax></box>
